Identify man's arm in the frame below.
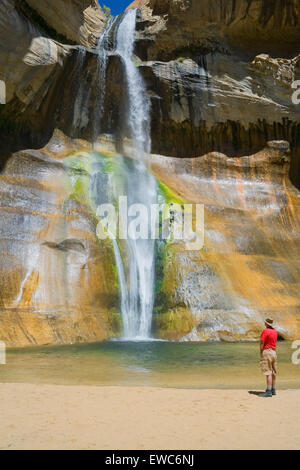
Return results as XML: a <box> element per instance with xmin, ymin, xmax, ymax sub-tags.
<box><xmin>260</xmin><ymin>330</ymin><xmax>266</xmax><ymax>357</ymax></box>
<box><xmin>260</xmin><ymin>340</ymin><xmax>265</xmax><ymax>357</ymax></box>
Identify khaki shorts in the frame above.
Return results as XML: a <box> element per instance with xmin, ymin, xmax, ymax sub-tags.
<box><xmin>260</xmin><ymin>349</ymin><xmax>277</xmax><ymax>376</ymax></box>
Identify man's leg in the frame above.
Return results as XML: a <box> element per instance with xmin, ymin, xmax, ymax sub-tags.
<box><xmin>272</xmin><ymin>374</ymin><xmax>276</xmax><ymax>395</ymax></box>
<box><xmin>259</xmin><ymin>351</ymin><xmax>273</xmax><ymax>397</ymax></box>
<box><xmin>271</xmin><ymin>351</ymin><xmax>277</xmax><ymax>395</ymax></box>
<box><xmin>267</xmin><ymin>374</ymin><xmax>272</xmax><ymax>389</ymax></box>
<box><xmin>260</xmin><ymin>374</ymin><xmax>273</xmax><ymax>397</ymax></box>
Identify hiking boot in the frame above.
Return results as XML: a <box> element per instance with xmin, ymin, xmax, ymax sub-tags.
<box><xmin>272</xmin><ymin>388</ymin><xmax>276</xmax><ymax>396</ymax></box>
<box><xmin>259</xmin><ymin>390</ymin><xmax>272</xmax><ymax>398</ymax></box>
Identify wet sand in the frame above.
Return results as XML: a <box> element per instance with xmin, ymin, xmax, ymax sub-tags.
<box><xmin>0</xmin><ymin>383</ymin><xmax>299</xmax><ymax>450</ymax></box>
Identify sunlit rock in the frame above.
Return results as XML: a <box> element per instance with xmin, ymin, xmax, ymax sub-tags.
<box><xmin>151</xmin><ymin>143</ymin><xmax>300</xmax><ymax>341</ymax></box>
<box><xmin>0</xmin><ymin>0</ymin><xmax>299</xmax><ymax>345</ymax></box>
<box><xmin>0</xmin><ymin>131</ymin><xmax>121</xmax><ymax>346</ymax></box>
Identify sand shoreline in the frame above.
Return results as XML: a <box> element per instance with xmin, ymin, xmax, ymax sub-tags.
<box><xmin>0</xmin><ymin>383</ymin><xmax>299</xmax><ymax>450</ymax></box>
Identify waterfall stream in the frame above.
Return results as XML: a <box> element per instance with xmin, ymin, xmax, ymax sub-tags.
<box><xmin>92</xmin><ymin>16</ymin><xmax>116</xmax><ymax>143</ymax></box>
<box><xmin>115</xmin><ymin>9</ymin><xmax>151</xmax><ymax>157</ymax></box>
<box><xmin>90</xmin><ymin>9</ymin><xmax>158</xmax><ymax>340</ymax></box>
<box><xmin>113</xmin><ymin>9</ymin><xmax>157</xmax><ymax>339</ymax></box>
<box><xmin>72</xmin><ymin>46</ymin><xmax>86</xmax><ymax>134</ymax></box>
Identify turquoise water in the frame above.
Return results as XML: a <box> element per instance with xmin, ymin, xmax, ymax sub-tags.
<box><xmin>1</xmin><ymin>341</ymin><xmax>299</xmax><ymax>390</ymax></box>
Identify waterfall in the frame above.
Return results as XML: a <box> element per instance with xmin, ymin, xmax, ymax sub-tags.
<box><xmin>85</xmin><ymin>9</ymin><xmax>157</xmax><ymax>339</ymax></box>
<box><xmin>115</xmin><ymin>9</ymin><xmax>151</xmax><ymax>157</ymax></box>
<box><xmin>93</xmin><ymin>16</ymin><xmax>116</xmax><ymax>143</ymax></box>
<box><xmin>72</xmin><ymin>18</ymin><xmax>116</xmax><ymax>139</ymax></box>
<box><xmin>72</xmin><ymin>46</ymin><xmax>86</xmax><ymax>135</ymax></box>
<box><xmin>111</xmin><ymin>9</ymin><xmax>157</xmax><ymax>339</ymax></box>
<box><xmin>111</xmin><ymin>239</ymin><xmax>130</xmax><ymax>334</ymax></box>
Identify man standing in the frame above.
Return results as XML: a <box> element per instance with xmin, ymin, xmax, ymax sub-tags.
<box><xmin>259</xmin><ymin>318</ymin><xmax>278</xmax><ymax>398</ymax></box>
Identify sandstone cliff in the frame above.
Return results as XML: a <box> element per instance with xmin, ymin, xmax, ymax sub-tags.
<box><xmin>0</xmin><ymin>132</ymin><xmax>120</xmax><ymax>346</ymax></box>
<box><xmin>151</xmin><ymin>143</ymin><xmax>300</xmax><ymax>341</ymax></box>
<box><xmin>0</xmin><ymin>1</ymin><xmax>121</xmax><ymax>345</ymax></box>
<box><xmin>124</xmin><ymin>0</ymin><xmax>300</xmax><ymax>188</ymax></box>
<box><xmin>0</xmin><ymin>0</ymin><xmax>299</xmax><ymax>345</ymax></box>
<box><xmin>1</xmin><ymin>0</ymin><xmax>299</xmax><ymax>181</ymax></box>
<box><xmin>0</xmin><ymin>1</ymin><xmax>109</xmax><ymax>161</ymax></box>
<box><xmin>19</xmin><ymin>0</ymin><xmax>106</xmax><ymax>46</ymax></box>
<box><xmin>129</xmin><ymin>0</ymin><xmax>300</xmax><ymax>59</ymax></box>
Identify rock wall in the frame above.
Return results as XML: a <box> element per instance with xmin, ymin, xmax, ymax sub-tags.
<box><xmin>113</xmin><ymin>2</ymin><xmax>300</xmax><ymax>186</ymax></box>
<box><xmin>0</xmin><ymin>0</ymin><xmax>72</xmax><ymax>163</ymax></box>
<box><xmin>124</xmin><ymin>0</ymin><xmax>300</xmax><ymax>185</ymax></box>
<box><xmin>0</xmin><ymin>0</ymin><xmax>299</xmax><ymax>345</ymax></box>
<box><xmin>129</xmin><ymin>0</ymin><xmax>300</xmax><ymax>60</ymax></box>
<box><xmin>0</xmin><ymin>132</ymin><xmax>120</xmax><ymax>346</ymax></box>
<box><xmin>142</xmin><ymin>55</ymin><xmax>300</xmax><ymax>157</ymax></box>
<box><xmin>21</xmin><ymin>0</ymin><xmax>106</xmax><ymax>46</ymax></box>
<box><xmin>151</xmin><ymin>143</ymin><xmax>300</xmax><ymax>341</ymax></box>
<box><xmin>1</xmin><ymin>0</ymin><xmax>299</xmax><ymax>183</ymax></box>
<box><xmin>0</xmin><ymin>1</ymin><xmax>108</xmax><ymax>166</ymax></box>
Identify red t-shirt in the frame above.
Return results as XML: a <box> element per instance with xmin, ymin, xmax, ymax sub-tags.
<box><xmin>261</xmin><ymin>328</ymin><xmax>278</xmax><ymax>350</ymax></box>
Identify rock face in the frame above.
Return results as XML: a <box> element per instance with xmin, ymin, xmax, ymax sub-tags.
<box><xmin>0</xmin><ymin>0</ymin><xmax>72</xmax><ymax>161</ymax></box>
<box><xmin>141</xmin><ymin>54</ymin><xmax>300</xmax><ymax>158</ymax></box>
<box><xmin>22</xmin><ymin>0</ymin><xmax>106</xmax><ymax>46</ymax></box>
<box><xmin>124</xmin><ymin>0</ymin><xmax>300</xmax><ymax>185</ymax></box>
<box><xmin>129</xmin><ymin>0</ymin><xmax>300</xmax><ymax>60</ymax></box>
<box><xmin>0</xmin><ymin>0</ymin><xmax>108</xmax><ymax>165</ymax></box>
<box><xmin>2</xmin><ymin>0</ymin><xmax>299</xmax><ymax>180</ymax></box>
<box><xmin>120</xmin><ymin>1</ymin><xmax>300</xmax><ymax>186</ymax></box>
<box><xmin>0</xmin><ymin>0</ymin><xmax>300</xmax><ymax>345</ymax></box>
<box><xmin>151</xmin><ymin>143</ymin><xmax>300</xmax><ymax>341</ymax></box>
<box><xmin>0</xmin><ymin>132</ymin><xmax>120</xmax><ymax>346</ymax></box>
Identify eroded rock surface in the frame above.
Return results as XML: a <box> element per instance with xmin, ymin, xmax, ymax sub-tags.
<box><xmin>0</xmin><ymin>132</ymin><xmax>120</xmax><ymax>346</ymax></box>
<box><xmin>23</xmin><ymin>0</ymin><xmax>106</xmax><ymax>46</ymax></box>
<box><xmin>0</xmin><ymin>0</ymin><xmax>76</xmax><ymax>161</ymax></box>
<box><xmin>1</xmin><ymin>0</ymin><xmax>299</xmax><ymax>178</ymax></box>
<box><xmin>0</xmin><ymin>0</ymin><xmax>299</xmax><ymax>345</ymax></box>
<box><xmin>151</xmin><ymin>144</ymin><xmax>300</xmax><ymax>341</ymax></box>
<box><xmin>124</xmin><ymin>0</ymin><xmax>300</xmax><ymax>183</ymax></box>
<box><xmin>129</xmin><ymin>0</ymin><xmax>300</xmax><ymax>60</ymax></box>
<box><xmin>141</xmin><ymin>54</ymin><xmax>300</xmax><ymax>158</ymax></box>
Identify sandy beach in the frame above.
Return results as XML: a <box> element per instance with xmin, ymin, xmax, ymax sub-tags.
<box><xmin>0</xmin><ymin>383</ymin><xmax>299</xmax><ymax>450</ymax></box>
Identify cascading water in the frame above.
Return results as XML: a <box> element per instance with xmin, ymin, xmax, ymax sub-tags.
<box><xmin>78</xmin><ymin>9</ymin><xmax>157</xmax><ymax>340</ymax></box>
<box><xmin>72</xmin><ymin>18</ymin><xmax>117</xmax><ymax>140</ymax></box>
<box><xmin>72</xmin><ymin>46</ymin><xmax>86</xmax><ymax>135</ymax></box>
<box><xmin>92</xmin><ymin>16</ymin><xmax>116</xmax><ymax>143</ymax></box>
<box><xmin>115</xmin><ymin>9</ymin><xmax>151</xmax><ymax>157</ymax></box>
<box><xmin>111</xmin><ymin>9</ymin><xmax>158</xmax><ymax>339</ymax></box>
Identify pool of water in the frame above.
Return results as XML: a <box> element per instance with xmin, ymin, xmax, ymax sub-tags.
<box><xmin>1</xmin><ymin>341</ymin><xmax>299</xmax><ymax>390</ymax></box>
